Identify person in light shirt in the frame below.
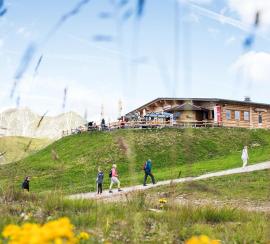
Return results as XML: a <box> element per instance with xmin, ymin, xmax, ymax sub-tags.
<box><xmin>109</xmin><ymin>164</ymin><xmax>122</xmax><ymax>193</ymax></box>
<box><xmin>241</xmin><ymin>146</ymin><xmax>249</xmax><ymax>168</ymax></box>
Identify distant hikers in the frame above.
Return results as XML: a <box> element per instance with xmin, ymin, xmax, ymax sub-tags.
<box><xmin>143</xmin><ymin>159</ymin><xmax>155</xmax><ymax>186</ymax></box>
<box><xmin>109</xmin><ymin>164</ymin><xmax>122</xmax><ymax>193</ymax></box>
<box><xmin>22</xmin><ymin>176</ymin><xmax>30</xmax><ymax>192</ymax></box>
<box><xmin>241</xmin><ymin>145</ymin><xmax>249</xmax><ymax>168</ymax></box>
<box><xmin>96</xmin><ymin>167</ymin><xmax>104</xmax><ymax>194</ymax></box>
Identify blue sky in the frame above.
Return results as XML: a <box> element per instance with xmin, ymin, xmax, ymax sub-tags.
<box><xmin>1</xmin><ymin>0</ymin><xmax>270</xmax><ymax>121</ymax></box>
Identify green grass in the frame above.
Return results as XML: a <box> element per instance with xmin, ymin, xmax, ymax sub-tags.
<box><xmin>0</xmin><ymin>128</ymin><xmax>269</xmax><ymax>243</ymax></box>
<box><xmin>1</xmin><ymin>128</ymin><xmax>270</xmax><ymax>194</ymax></box>
<box><xmin>148</xmin><ymin>169</ymin><xmax>270</xmax><ymax>203</ymax></box>
<box><xmin>0</xmin><ymin>136</ymin><xmax>52</xmax><ymax>164</ymax></box>
<box><xmin>0</xmin><ymin>188</ymin><xmax>269</xmax><ymax>243</ymax></box>
<box><xmin>180</xmin><ymin>169</ymin><xmax>270</xmax><ymax>202</ymax></box>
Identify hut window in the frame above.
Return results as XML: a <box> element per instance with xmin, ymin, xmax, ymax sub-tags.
<box><xmin>202</xmin><ymin>111</ymin><xmax>208</xmax><ymax>120</ymax></box>
<box><xmin>235</xmin><ymin>111</ymin><xmax>240</xmax><ymax>120</ymax></box>
<box><xmin>173</xmin><ymin>112</ymin><xmax>180</xmax><ymax>119</ymax></box>
<box><xmin>258</xmin><ymin>113</ymin><xmax>263</xmax><ymax>124</ymax></box>
<box><xmin>244</xmin><ymin>111</ymin><xmax>249</xmax><ymax>121</ymax></box>
<box><xmin>226</xmin><ymin>110</ymin><xmax>231</xmax><ymax>120</ymax></box>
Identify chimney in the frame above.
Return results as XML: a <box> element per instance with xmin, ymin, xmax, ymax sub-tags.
<box><xmin>244</xmin><ymin>96</ymin><xmax>251</xmax><ymax>102</ymax></box>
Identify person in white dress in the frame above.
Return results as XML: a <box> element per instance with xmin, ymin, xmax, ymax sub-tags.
<box><xmin>241</xmin><ymin>146</ymin><xmax>248</xmax><ymax>168</ymax></box>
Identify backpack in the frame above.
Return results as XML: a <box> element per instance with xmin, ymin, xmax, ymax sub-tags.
<box><xmin>142</xmin><ymin>162</ymin><xmax>146</xmax><ymax>170</ymax></box>
<box><xmin>144</xmin><ymin>161</ymin><xmax>151</xmax><ymax>172</ymax></box>
<box><xmin>109</xmin><ymin>169</ymin><xmax>112</xmax><ymax>178</ymax></box>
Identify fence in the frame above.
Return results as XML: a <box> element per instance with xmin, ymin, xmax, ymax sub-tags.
<box><xmin>62</xmin><ymin>121</ymin><xmax>221</xmax><ymax>137</ymax></box>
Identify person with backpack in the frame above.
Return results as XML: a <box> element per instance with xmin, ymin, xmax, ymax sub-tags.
<box><xmin>143</xmin><ymin>159</ymin><xmax>155</xmax><ymax>186</ymax></box>
<box><xmin>109</xmin><ymin>164</ymin><xmax>122</xmax><ymax>193</ymax></box>
<box><xmin>22</xmin><ymin>176</ymin><xmax>30</xmax><ymax>192</ymax></box>
<box><xmin>96</xmin><ymin>167</ymin><xmax>104</xmax><ymax>194</ymax></box>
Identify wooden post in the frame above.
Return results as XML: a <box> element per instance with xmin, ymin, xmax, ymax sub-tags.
<box><xmin>249</xmin><ymin>106</ymin><xmax>253</xmax><ymax>128</ymax></box>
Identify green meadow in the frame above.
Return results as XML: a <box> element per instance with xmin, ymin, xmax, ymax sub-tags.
<box><xmin>1</xmin><ymin>128</ymin><xmax>270</xmax><ymax>194</ymax></box>
<box><xmin>0</xmin><ymin>128</ymin><xmax>270</xmax><ymax>243</ymax></box>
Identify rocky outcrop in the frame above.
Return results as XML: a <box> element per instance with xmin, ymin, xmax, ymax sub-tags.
<box><xmin>0</xmin><ymin>108</ymin><xmax>86</xmax><ymax>139</ymax></box>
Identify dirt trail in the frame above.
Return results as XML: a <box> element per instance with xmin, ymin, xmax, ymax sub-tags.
<box><xmin>69</xmin><ymin>161</ymin><xmax>270</xmax><ymax>202</ymax></box>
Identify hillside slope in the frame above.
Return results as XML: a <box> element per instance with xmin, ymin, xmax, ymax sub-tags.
<box><xmin>1</xmin><ymin>128</ymin><xmax>270</xmax><ymax>194</ymax></box>
<box><xmin>0</xmin><ymin>136</ymin><xmax>52</xmax><ymax>164</ymax></box>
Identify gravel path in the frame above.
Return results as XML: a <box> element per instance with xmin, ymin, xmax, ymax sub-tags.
<box><xmin>69</xmin><ymin>161</ymin><xmax>270</xmax><ymax>200</ymax></box>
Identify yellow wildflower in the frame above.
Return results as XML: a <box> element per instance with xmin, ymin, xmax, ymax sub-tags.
<box><xmin>77</xmin><ymin>232</ymin><xmax>90</xmax><ymax>240</ymax></box>
<box><xmin>185</xmin><ymin>235</ymin><xmax>221</xmax><ymax>244</ymax></box>
<box><xmin>1</xmin><ymin>217</ymin><xmax>80</xmax><ymax>244</ymax></box>
<box><xmin>54</xmin><ymin>237</ymin><xmax>63</xmax><ymax>244</ymax></box>
<box><xmin>159</xmin><ymin>198</ymin><xmax>167</xmax><ymax>204</ymax></box>
<box><xmin>2</xmin><ymin>224</ymin><xmax>21</xmax><ymax>238</ymax></box>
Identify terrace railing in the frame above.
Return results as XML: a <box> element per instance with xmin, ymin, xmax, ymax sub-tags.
<box><xmin>62</xmin><ymin>121</ymin><xmax>221</xmax><ymax>137</ymax></box>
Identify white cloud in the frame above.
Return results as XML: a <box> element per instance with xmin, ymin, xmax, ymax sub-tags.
<box><xmin>231</xmin><ymin>51</ymin><xmax>270</xmax><ymax>84</ymax></box>
<box><xmin>16</xmin><ymin>27</ymin><xmax>32</xmax><ymax>38</ymax></box>
<box><xmin>208</xmin><ymin>27</ymin><xmax>220</xmax><ymax>36</ymax></box>
<box><xmin>225</xmin><ymin>36</ymin><xmax>236</xmax><ymax>45</ymax></box>
<box><xmin>229</xmin><ymin>0</ymin><xmax>270</xmax><ymax>30</ymax></box>
<box><xmin>182</xmin><ymin>13</ymin><xmax>200</xmax><ymax>23</ymax></box>
<box><xmin>17</xmin><ymin>27</ymin><xmax>25</xmax><ymax>34</ymax></box>
<box><xmin>220</xmin><ymin>7</ymin><xmax>228</xmax><ymax>16</ymax></box>
<box><xmin>188</xmin><ymin>2</ymin><xmax>250</xmax><ymax>32</ymax></box>
<box><xmin>7</xmin><ymin>75</ymin><xmax>135</xmax><ymax>122</ymax></box>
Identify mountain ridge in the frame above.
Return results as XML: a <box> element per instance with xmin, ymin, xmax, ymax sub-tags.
<box><xmin>0</xmin><ymin>107</ymin><xmax>86</xmax><ymax>139</ymax></box>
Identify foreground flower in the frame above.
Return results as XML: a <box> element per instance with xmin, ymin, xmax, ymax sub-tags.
<box><xmin>77</xmin><ymin>232</ymin><xmax>90</xmax><ymax>240</ymax></box>
<box><xmin>185</xmin><ymin>235</ymin><xmax>221</xmax><ymax>244</ymax></box>
<box><xmin>2</xmin><ymin>224</ymin><xmax>21</xmax><ymax>239</ymax></box>
<box><xmin>159</xmin><ymin>198</ymin><xmax>167</xmax><ymax>204</ymax></box>
<box><xmin>2</xmin><ymin>217</ymin><xmax>78</xmax><ymax>244</ymax></box>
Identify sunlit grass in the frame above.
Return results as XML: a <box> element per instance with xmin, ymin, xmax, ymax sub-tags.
<box><xmin>0</xmin><ymin>136</ymin><xmax>51</xmax><ymax>164</ymax></box>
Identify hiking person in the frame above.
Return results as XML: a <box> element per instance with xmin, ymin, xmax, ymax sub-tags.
<box><xmin>22</xmin><ymin>176</ymin><xmax>30</xmax><ymax>192</ymax></box>
<box><xmin>101</xmin><ymin>118</ymin><xmax>106</xmax><ymax>130</ymax></box>
<box><xmin>109</xmin><ymin>164</ymin><xmax>122</xmax><ymax>193</ymax></box>
<box><xmin>241</xmin><ymin>145</ymin><xmax>249</xmax><ymax>168</ymax></box>
<box><xmin>96</xmin><ymin>167</ymin><xmax>104</xmax><ymax>194</ymax></box>
<box><xmin>143</xmin><ymin>159</ymin><xmax>155</xmax><ymax>186</ymax></box>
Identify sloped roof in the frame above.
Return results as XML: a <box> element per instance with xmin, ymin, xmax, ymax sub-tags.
<box><xmin>165</xmin><ymin>103</ymin><xmax>207</xmax><ymax>111</ymax></box>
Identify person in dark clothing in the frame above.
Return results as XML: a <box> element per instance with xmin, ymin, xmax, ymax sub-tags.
<box><xmin>96</xmin><ymin>167</ymin><xmax>104</xmax><ymax>194</ymax></box>
<box><xmin>143</xmin><ymin>159</ymin><xmax>155</xmax><ymax>186</ymax></box>
<box><xmin>22</xmin><ymin>176</ymin><xmax>30</xmax><ymax>192</ymax></box>
<box><xmin>101</xmin><ymin>118</ymin><xmax>106</xmax><ymax>130</ymax></box>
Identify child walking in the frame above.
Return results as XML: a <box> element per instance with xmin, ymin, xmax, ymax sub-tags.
<box><xmin>109</xmin><ymin>164</ymin><xmax>122</xmax><ymax>193</ymax></box>
<box><xmin>22</xmin><ymin>176</ymin><xmax>30</xmax><ymax>192</ymax></box>
<box><xmin>96</xmin><ymin>167</ymin><xmax>104</xmax><ymax>194</ymax></box>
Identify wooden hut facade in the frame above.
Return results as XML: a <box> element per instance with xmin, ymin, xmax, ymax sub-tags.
<box><xmin>125</xmin><ymin>98</ymin><xmax>270</xmax><ymax>129</ymax></box>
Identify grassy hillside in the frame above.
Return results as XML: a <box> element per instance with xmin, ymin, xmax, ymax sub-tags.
<box><xmin>1</xmin><ymin>128</ymin><xmax>270</xmax><ymax>194</ymax></box>
<box><xmin>0</xmin><ymin>170</ymin><xmax>269</xmax><ymax>243</ymax></box>
<box><xmin>0</xmin><ymin>136</ymin><xmax>52</xmax><ymax>164</ymax></box>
